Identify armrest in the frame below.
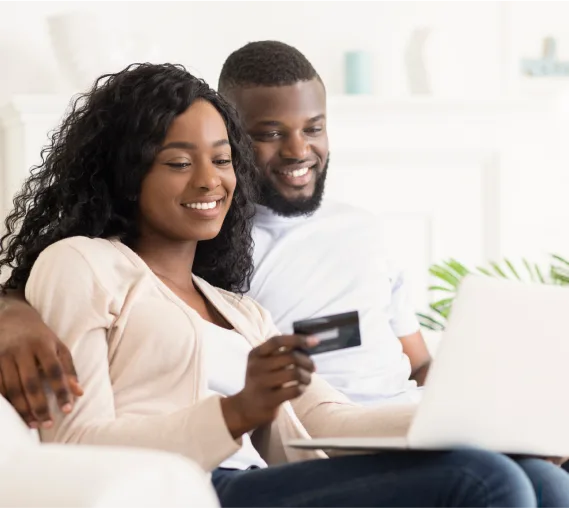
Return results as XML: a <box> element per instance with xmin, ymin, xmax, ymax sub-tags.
<box><xmin>0</xmin><ymin>444</ymin><xmax>220</xmax><ymax>507</ymax></box>
<box><xmin>0</xmin><ymin>394</ymin><xmax>39</xmax><ymax>452</ymax></box>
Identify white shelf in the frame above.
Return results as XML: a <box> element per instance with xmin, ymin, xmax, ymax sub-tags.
<box><xmin>1</xmin><ymin>94</ymin><xmax>565</xmax><ymax>128</ymax></box>
<box><xmin>326</xmin><ymin>94</ymin><xmax>562</xmax><ymax>115</ymax></box>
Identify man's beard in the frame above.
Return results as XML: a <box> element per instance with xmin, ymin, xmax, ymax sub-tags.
<box><xmin>257</xmin><ymin>156</ymin><xmax>329</xmax><ymax>218</ymax></box>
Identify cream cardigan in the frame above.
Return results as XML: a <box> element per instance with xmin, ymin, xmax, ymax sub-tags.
<box><xmin>25</xmin><ymin>237</ymin><xmax>415</xmax><ymax>472</ymax></box>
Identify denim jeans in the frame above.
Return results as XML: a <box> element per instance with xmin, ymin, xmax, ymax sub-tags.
<box><xmin>212</xmin><ymin>449</ymin><xmax>569</xmax><ymax>507</ymax></box>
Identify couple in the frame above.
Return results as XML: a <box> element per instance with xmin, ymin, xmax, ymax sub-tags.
<box><xmin>0</xmin><ymin>42</ymin><xmax>568</xmax><ymax>507</ymax></box>
<box><xmin>0</xmin><ymin>41</ymin><xmax>428</xmax><ymax>417</ymax></box>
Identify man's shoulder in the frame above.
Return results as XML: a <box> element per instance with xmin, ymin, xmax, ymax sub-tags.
<box><xmin>317</xmin><ymin>199</ymin><xmax>377</xmax><ymax>226</ymax></box>
<box><xmin>316</xmin><ymin>199</ymin><xmax>373</xmax><ymax>217</ymax></box>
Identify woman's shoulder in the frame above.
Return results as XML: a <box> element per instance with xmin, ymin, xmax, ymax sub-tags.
<box><xmin>39</xmin><ymin>236</ymin><xmax>126</xmax><ymax>267</ymax></box>
<box><xmin>35</xmin><ymin>236</ymin><xmax>141</xmax><ymax>294</ymax></box>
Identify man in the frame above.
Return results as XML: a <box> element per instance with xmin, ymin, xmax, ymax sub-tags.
<box><xmin>0</xmin><ymin>41</ymin><xmax>430</xmax><ymax>428</ymax></box>
<box><xmin>219</xmin><ymin>41</ymin><xmax>431</xmax><ymax>405</ymax></box>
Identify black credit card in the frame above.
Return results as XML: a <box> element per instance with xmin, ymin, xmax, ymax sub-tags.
<box><xmin>293</xmin><ymin>311</ymin><xmax>361</xmax><ymax>355</ymax></box>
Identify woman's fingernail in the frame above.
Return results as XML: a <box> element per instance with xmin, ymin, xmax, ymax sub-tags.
<box><xmin>62</xmin><ymin>403</ymin><xmax>72</xmax><ymax>413</ymax></box>
<box><xmin>41</xmin><ymin>420</ymin><xmax>53</xmax><ymax>429</ymax></box>
<box><xmin>29</xmin><ymin>421</ymin><xmax>39</xmax><ymax>429</ymax></box>
<box><xmin>72</xmin><ymin>382</ymin><xmax>84</xmax><ymax>396</ymax></box>
<box><xmin>306</xmin><ymin>336</ymin><xmax>320</xmax><ymax>347</ymax></box>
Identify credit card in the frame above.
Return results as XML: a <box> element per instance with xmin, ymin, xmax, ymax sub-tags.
<box><xmin>293</xmin><ymin>311</ymin><xmax>361</xmax><ymax>355</ymax></box>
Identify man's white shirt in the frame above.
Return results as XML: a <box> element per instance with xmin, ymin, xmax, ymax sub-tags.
<box><xmin>248</xmin><ymin>200</ymin><xmax>421</xmax><ymax>405</ymax></box>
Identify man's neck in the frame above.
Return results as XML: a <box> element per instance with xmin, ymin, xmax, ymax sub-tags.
<box><xmin>254</xmin><ymin>203</ymin><xmax>320</xmax><ymax>225</ymax></box>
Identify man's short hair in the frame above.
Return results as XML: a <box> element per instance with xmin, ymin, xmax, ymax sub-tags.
<box><xmin>218</xmin><ymin>40</ymin><xmax>322</xmax><ymax>95</ymax></box>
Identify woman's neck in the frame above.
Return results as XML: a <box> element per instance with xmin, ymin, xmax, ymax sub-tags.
<box><xmin>134</xmin><ymin>234</ymin><xmax>198</xmax><ymax>291</ymax></box>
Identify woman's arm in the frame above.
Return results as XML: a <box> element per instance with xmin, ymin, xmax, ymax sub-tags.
<box><xmin>246</xmin><ymin>296</ymin><xmax>417</xmax><ymax>440</ymax></box>
<box><xmin>292</xmin><ymin>372</ymin><xmax>416</xmax><ymax>440</ymax></box>
<box><xmin>0</xmin><ymin>289</ymin><xmax>82</xmax><ymax>426</ymax></box>
<box><xmin>25</xmin><ymin>241</ymin><xmax>241</xmax><ymax>472</ymax></box>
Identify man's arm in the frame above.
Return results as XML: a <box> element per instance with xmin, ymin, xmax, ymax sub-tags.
<box><xmin>0</xmin><ymin>290</ymin><xmax>82</xmax><ymax>427</ymax></box>
<box><xmin>400</xmin><ymin>330</ymin><xmax>431</xmax><ymax>386</ymax></box>
<box><xmin>384</xmin><ymin>259</ymin><xmax>432</xmax><ymax>386</ymax></box>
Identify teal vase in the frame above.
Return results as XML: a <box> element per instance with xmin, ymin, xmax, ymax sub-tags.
<box><xmin>345</xmin><ymin>51</ymin><xmax>374</xmax><ymax>95</ymax></box>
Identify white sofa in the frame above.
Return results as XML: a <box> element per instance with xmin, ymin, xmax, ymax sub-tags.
<box><xmin>0</xmin><ymin>395</ymin><xmax>220</xmax><ymax>507</ymax></box>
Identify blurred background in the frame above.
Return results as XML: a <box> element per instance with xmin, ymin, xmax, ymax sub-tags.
<box><xmin>1</xmin><ymin>0</ymin><xmax>569</xmax><ymax>323</ymax></box>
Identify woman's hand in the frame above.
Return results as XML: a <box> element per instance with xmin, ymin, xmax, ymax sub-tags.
<box><xmin>221</xmin><ymin>334</ymin><xmax>318</xmax><ymax>439</ymax></box>
<box><xmin>0</xmin><ymin>297</ymin><xmax>83</xmax><ymax>428</ymax></box>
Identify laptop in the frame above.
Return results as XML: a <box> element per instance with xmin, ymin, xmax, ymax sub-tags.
<box><xmin>288</xmin><ymin>275</ymin><xmax>569</xmax><ymax>457</ymax></box>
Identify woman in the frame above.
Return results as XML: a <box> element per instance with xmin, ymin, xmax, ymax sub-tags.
<box><xmin>0</xmin><ymin>63</ymin><xmax>567</xmax><ymax>507</ymax></box>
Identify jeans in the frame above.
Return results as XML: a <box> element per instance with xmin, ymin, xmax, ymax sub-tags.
<box><xmin>212</xmin><ymin>449</ymin><xmax>569</xmax><ymax>507</ymax></box>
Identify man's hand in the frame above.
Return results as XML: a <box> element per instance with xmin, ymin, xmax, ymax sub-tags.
<box><xmin>221</xmin><ymin>334</ymin><xmax>318</xmax><ymax>438</ymax></box>
<box><xmin>510</xmin><ymin>454</ymin><xmax>569</xmax><ymax>467</ymax></box>
<box><xmin>400</xmin><ymin>331</ymin><xmax>432</xmax><ymax>386</ymax></box>
<box><xmin>0</xmin><ymin>297</ymin><xmax>83</xmax><ymax>428</ymax></box>
<box><xmin>544</xmin><ymin>456</ymin><xmax>569</xmax><ymax>467</ymax></box>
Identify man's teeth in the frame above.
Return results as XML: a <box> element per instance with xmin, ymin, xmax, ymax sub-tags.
<box><xmin>282</xmin><ymin>167</ymin><xmax>310</xmax><ymax>178</ymax></box>
<box><xmin>183</xmin><ymin>201</ymin><xmax>218</xmax><ymax>210</ymax></box>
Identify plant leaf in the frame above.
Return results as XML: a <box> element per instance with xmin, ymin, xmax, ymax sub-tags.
<box><xmin>550</xmin><ymin>254</ymin><xmax>569</xmax><ymax>286</ymax></box>
<box><xmin>551</xmin><ymin>267</ymin><xmax>569</xmax><ymax>285</ymax></box>
<box><xmin>534</xmin><ymin>264</ymin><xmax>546</xmax><ymax>283</ymax></box>
<box><xmin>431</xmin><ymin>297</ymin><xmax>454</xmax><ymax>309</ymax></box>
<box><xmin>445</xmin><ymin>259</ymin><xmax>471</xmax><ymax>278</ymax></box>
<box><xmin>429</xmin><ymin>265</ymin><xmax>461</xmax><ymax>288</ymax></box>
<box><xmin>551</xmin><ymin>254</ymin><xmax>569</xmax><ymax>267</ymax></box>
<box><xmin>427</xmin><ymin>285</ymin><xmax>455</xmax><ymax>293</ymax></box>
<box><xmin>522</xmin><ymin>258</ymin><xmax>536</xmax><ymax>282</ymax></box>
<box><xmin>490</xmin><ymin>261</ymin><xmax>508</xmax><ymax>278</ymax></box>
<box><xmin>504</xmin><ymin>259</ymin><xmax>521</xmax><ymax>280</ymax></box>
<box><xmin>476</xmin><ymin>266</ymin><xmax>494</xmax><ymax>277</ymax></box>
<box><xmin>417</xmin><ymin>313</ymin><xmax>445</xmax><ymax>331</ymax></box>
<box><xmin>430</xmin><ymin>298</ymin><xmax>453</xmax><ymax>318</ymax></box>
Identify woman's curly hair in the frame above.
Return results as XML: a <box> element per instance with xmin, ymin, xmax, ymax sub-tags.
<box><xmin>0</xmin><ymin>63</ymin><xmax>258</xmax><ymax>294</ymax></box>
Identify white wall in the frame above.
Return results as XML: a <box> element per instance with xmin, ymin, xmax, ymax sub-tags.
<box><xmin>2</xmin><ymin>96</ymin><xmax>568</xmax><ymax>313</ymax></box>
<box><xmin>0</xmin><ymin>1</ymin><xmax>505</xmax><ymax>101</ymax></box>
<box><xmin>2</xmin><ymin>1</ymin><xmax>569</xmax><ymax>311</ymax></box>
<box><xmin>3</xmin><ymin>1</ymin><xmax>569</xmax><ymax>100</ymax></box>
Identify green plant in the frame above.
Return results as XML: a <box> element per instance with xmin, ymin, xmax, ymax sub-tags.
<box><xmin>418</xmin><ymin>255</ymin><xmax>569</xmax><ymax>331</ymax></box>
<box><xmin>551</xmin><ymin>254</ymin><xmax>569</xmax><ymax>285</ymax></box>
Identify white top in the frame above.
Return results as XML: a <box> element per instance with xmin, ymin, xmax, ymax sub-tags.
<box><xmin>25</xmin><ymin>236</ymin><xmax>416</xmax><ymax>474</ymax></box>
<box><xmin>202</xmin><ymin>321</ymin><xmax>267</xmax><ymax>470</ymax></box>
<box><xmin>249</xmin><ymin>200</ymin><xmax>419</xmax><ymax>404</ymax></box>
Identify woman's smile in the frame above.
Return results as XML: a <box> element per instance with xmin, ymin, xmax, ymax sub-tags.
<box><xmin>180</xmin><ymin>197</ymin><xmax>226</xmax><ymax>219</ymax></box>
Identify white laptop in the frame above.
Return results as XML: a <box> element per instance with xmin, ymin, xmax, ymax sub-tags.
<box><xmin>288</xmin><ymin>275</ymin><xmax>569</xmax><ymax>457</ymax></box>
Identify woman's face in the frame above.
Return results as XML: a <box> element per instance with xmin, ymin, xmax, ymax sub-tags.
<box><xmin>138</xmin><ymin>100</ymin><xmax>236</xmax><ymax>243</ymax></box>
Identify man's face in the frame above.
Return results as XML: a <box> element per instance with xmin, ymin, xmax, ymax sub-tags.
<box><xmin>229</xmin><ymin>79</ymin><xmax>329</xmax><ymax>216</ymax></box>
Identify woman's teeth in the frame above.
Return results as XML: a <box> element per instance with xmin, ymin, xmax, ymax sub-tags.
<box><xmin>183</xmin><ymin>201</ymin><xmax>218</xmax><ymax>210</ymax></box>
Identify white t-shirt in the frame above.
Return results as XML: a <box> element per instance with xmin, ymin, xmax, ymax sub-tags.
<box><xmin>202</xmin><ymin>321</ymin><xmax>267</xmax><ymax>470</ymax></box>
<box><xmin>248</xmin><ymin>201</ymin><xmax>420</xmax><ymax>405</ymax></box>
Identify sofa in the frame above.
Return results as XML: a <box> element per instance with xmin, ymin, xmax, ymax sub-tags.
<box><xmin>0</xmin><ymin>395</ymin><xmax>219</xmax><ymax>507</ymax></box>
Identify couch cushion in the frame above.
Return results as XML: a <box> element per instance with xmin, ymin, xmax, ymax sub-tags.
<box><xmin>0</xmin><ymin>395</ymin><xmax>39</xmax><ymax>457</ymax></box>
